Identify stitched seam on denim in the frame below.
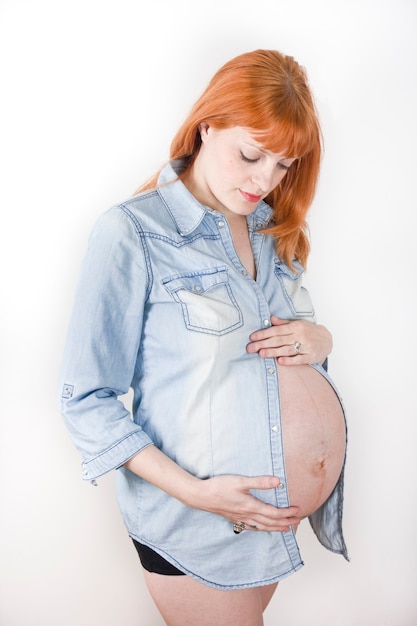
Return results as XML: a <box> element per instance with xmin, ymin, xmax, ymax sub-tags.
<box><xmin>118</xmin><ymin>204</ymin><xmax>153</xmax><ymax>301</ymax></box>
<box><xmin>81</xmin><ymin>429</ymin><xmax>145</xmax><ymax>466</ymax></box>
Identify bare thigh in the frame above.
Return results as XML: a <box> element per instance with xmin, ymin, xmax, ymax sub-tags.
<box><xmin>143</xmin><ymin>570</ymin><xmax>278</xmax><ymax>626</ymax></box>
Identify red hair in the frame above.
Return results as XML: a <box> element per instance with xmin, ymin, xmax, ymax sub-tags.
<box><xmin>138</xmin><ymin>49</ymin><xmax>322</xmax><ymax>268</ymax></box>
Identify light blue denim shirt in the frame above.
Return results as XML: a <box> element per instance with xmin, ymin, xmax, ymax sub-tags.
<box><xmin>60</xmin><ymin>161</ymin><xmax>348</xmax><ymax>589</ymax></box>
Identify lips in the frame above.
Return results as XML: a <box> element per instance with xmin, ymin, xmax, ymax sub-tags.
<box><xmin>239</xmin><ymin>189</ymin><xmax>262</xmax><ymax>203</ymax></box>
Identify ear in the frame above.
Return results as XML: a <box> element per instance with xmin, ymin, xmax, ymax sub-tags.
<box><xmin>199</xmin><ymin>122</ymin><xmax>210</xmax><ymax>142</ymax></box>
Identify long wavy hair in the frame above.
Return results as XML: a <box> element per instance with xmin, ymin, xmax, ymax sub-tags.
<box><xmin>137</xmin><ymin>49</ymin><xmax>322</xmax><ymax>268</ymax></box>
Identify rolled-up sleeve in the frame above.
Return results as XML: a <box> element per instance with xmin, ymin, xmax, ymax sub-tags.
<box><xmin>59</xmin><ymin>206</ymin><xmax>153</xmax><ymax>481</ymax></box>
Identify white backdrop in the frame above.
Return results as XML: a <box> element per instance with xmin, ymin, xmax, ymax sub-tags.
<box><xmin>1</xmin><ymin>1</ymin><xmax>416</xmax><ymax>624</ymax></box>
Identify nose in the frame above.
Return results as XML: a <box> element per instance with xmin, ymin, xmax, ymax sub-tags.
<box><xmin>251</xmin><ymin>164</ymin><xmax>285</xmax><ymax>193</ymax></box>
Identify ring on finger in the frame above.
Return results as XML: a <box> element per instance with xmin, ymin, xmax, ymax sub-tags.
<box><xmin>233</xmin><ymin>522</ymin><xmax>246</xmax><ymax>534</ymax></box>
<box><xmin>293</xmin><ymin>341</ymin><xmax>301</xmax><ymax>355</ymax></box>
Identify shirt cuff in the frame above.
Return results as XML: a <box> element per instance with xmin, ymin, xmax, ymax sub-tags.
<box><xmin>80</xmin><ymin>429</ymin><xmax>154</xmax><ymax>481</ymax></box>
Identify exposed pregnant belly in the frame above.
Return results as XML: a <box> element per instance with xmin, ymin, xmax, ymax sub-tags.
<box><xmin>278</xmin><ymin>363</ymin><xmax>346</xmax><ymax>518</ymax></box>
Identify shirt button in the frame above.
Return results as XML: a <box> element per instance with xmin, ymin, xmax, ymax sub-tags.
<box><xmin>241</xmin><ymin>269</ymin><xmax>248</xmax><ymax>276</ymax></box>
<box><xmin>267</xmin><ymin>367</ymin><xmax>275</xmax><ymax>375</ymax></box>
<box><xmin>218</xmin><ymin>220</ymin><xmax>225</xmax><ymax>227</ymax></box>
<box><xmin>271</xmin><ymin>425</ymin><xmax>279</xmax><ymax>432</ymax></box>
<box><xmin>277</xmin><ymin>483</ymin><xmax>285</xmax><ymax>490</ymax></box>
<box><xmin>263</xmin><ymin>319</ymin><xmax>270</xmax><ymax>327</ymax></box>
<box><xmin>194</xmin><ymin>286</ymin><xmax>202</xmax><ymax>293</ymax></box>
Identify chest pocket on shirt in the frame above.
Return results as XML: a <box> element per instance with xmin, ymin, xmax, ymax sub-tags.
<box><xmin>274</xmin><ymin>259</ymin><xmax>315</xmax><ymax>318</ymax></box>
<box><xmin>162</xmin><ymin>267</ymin><xmax>243</xmax><ymax>335</ymax></box>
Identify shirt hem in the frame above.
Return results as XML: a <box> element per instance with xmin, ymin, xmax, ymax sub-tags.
<box><xmin>128</xmin><ymin>533</ymin><xmax>304</xmax><ymax>590</ymax></box>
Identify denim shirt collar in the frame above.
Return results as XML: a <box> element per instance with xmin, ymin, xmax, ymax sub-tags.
<box><xmin>157</xmin><ymin>161</ymin><xmax>273</xmax><ymax>236</ymax></box>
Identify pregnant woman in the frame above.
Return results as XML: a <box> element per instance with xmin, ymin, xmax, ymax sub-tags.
<box><xmin>60</xmin><ymin>49</ymin><xmax>348</xmax><ymax>626</ymax></box>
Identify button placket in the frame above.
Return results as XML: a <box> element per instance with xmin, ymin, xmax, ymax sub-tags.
<box><xmin>263</xmin><ymin>353</ymin><xmax>289</xmax><ymax>506</ymax></box>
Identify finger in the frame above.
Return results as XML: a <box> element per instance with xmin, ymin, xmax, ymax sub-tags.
<box><xmin>270</xmin><ymin>315</ymin><xmax>290</xmax><ymax>326</ymax></box>
<box><xmin>249</xmin><ymin>514</ymin><xmax>301</xmax><ymax>533</ymax></box>
<box><xmin>247</xmin><ymin>334</ymin><xmax>297</xmax><ymax>355</ymax></box>
<box><xmin>246</xmin><ymin>339</ymin><xmax>282</xmax><ymax>355</ymax></box>
<box><xmin>255</xmin><ymin>343</ymin><xmax>305</xmax><ymax>359</ymax></box>
<box><xmin>249</xmin><ymin>326</ymin><xmax>293</xmax><ymax>344</ymax></box>
<box><xmin>232</xmin><ymin>512</ymin><xmax>301</xmax><ymax>533</ymax></box>
<box><xmin>240</xmin><ymin>475</ymin><xmax>281</xmax><ymax>491</ymax></box>
<box><xmin>276</xmin><ymin>354</ymin><xmax>310</xmax><ymax>366</ymax></box>
<box><xmin>232</xmin><ymin>520</ymin><xmax>259</xmax><ymax>532</ymax></box>
<box><xmin>238</xmin><ymin>486</ymin><xmax>302</xmax><ymax>521</ymax></box>
<box><xmin>251</xmin><ymin>511</ymin><xmax>301</xmax><ymax>526</ymax></box>
<box><xmin>248</xmin><ymin>317</ymin><xmax>296</xmax><ymax>343</ymax></box>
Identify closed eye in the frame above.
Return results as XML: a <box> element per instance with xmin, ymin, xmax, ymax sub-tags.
<box><xmin>240</xmin><ymin>150</ymin><xmax>260</xmax><ymax>164</ymax></box>
<box><xmin>278</xmin><ymin>162</ymin><xmax>291</xmax><ymax>171</ymax></box>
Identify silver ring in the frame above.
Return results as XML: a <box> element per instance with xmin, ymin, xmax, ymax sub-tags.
<box><xmin>233</xmin><ymin>522</ymin><xmax>246</xmax><ymax>534</ymax></box>
<box><xmin>293</xmin><ymin>341</ymin><xmax>301</xmax><ymax>355</ymax></box>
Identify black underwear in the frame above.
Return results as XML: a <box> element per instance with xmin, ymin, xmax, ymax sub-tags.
<box><xmin>131</xmin><ymin>538</ymin><xmax>185</xmax><ymax>576</ymax></box>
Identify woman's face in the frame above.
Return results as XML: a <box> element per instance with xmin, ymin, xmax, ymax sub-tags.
<box><xmin>190</xmin><ymin>125</ymin><xmax>296</xmax><ymax>218</ymax></box>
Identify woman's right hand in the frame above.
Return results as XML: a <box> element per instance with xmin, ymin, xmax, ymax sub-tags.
<box><xmin>125</xmin><ymin>446</ymin><xmax>300</xmax><ymax>533</ymax></box>
<box><xmin>192</xmin><ymin>474</ymin><xmax>301</xmax><ymax>533</ymax></box>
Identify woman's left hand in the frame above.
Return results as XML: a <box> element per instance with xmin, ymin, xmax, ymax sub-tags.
<box><xmin>246</xmin><ymin>315</ymin><xmax>332</xmax><ymax>365</ymax></box>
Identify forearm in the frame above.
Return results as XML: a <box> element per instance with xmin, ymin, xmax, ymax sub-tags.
<box><xmin>124</xmin><ymin>445</ymin><xmax>202</xmax><ymax>507</ymax></box>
